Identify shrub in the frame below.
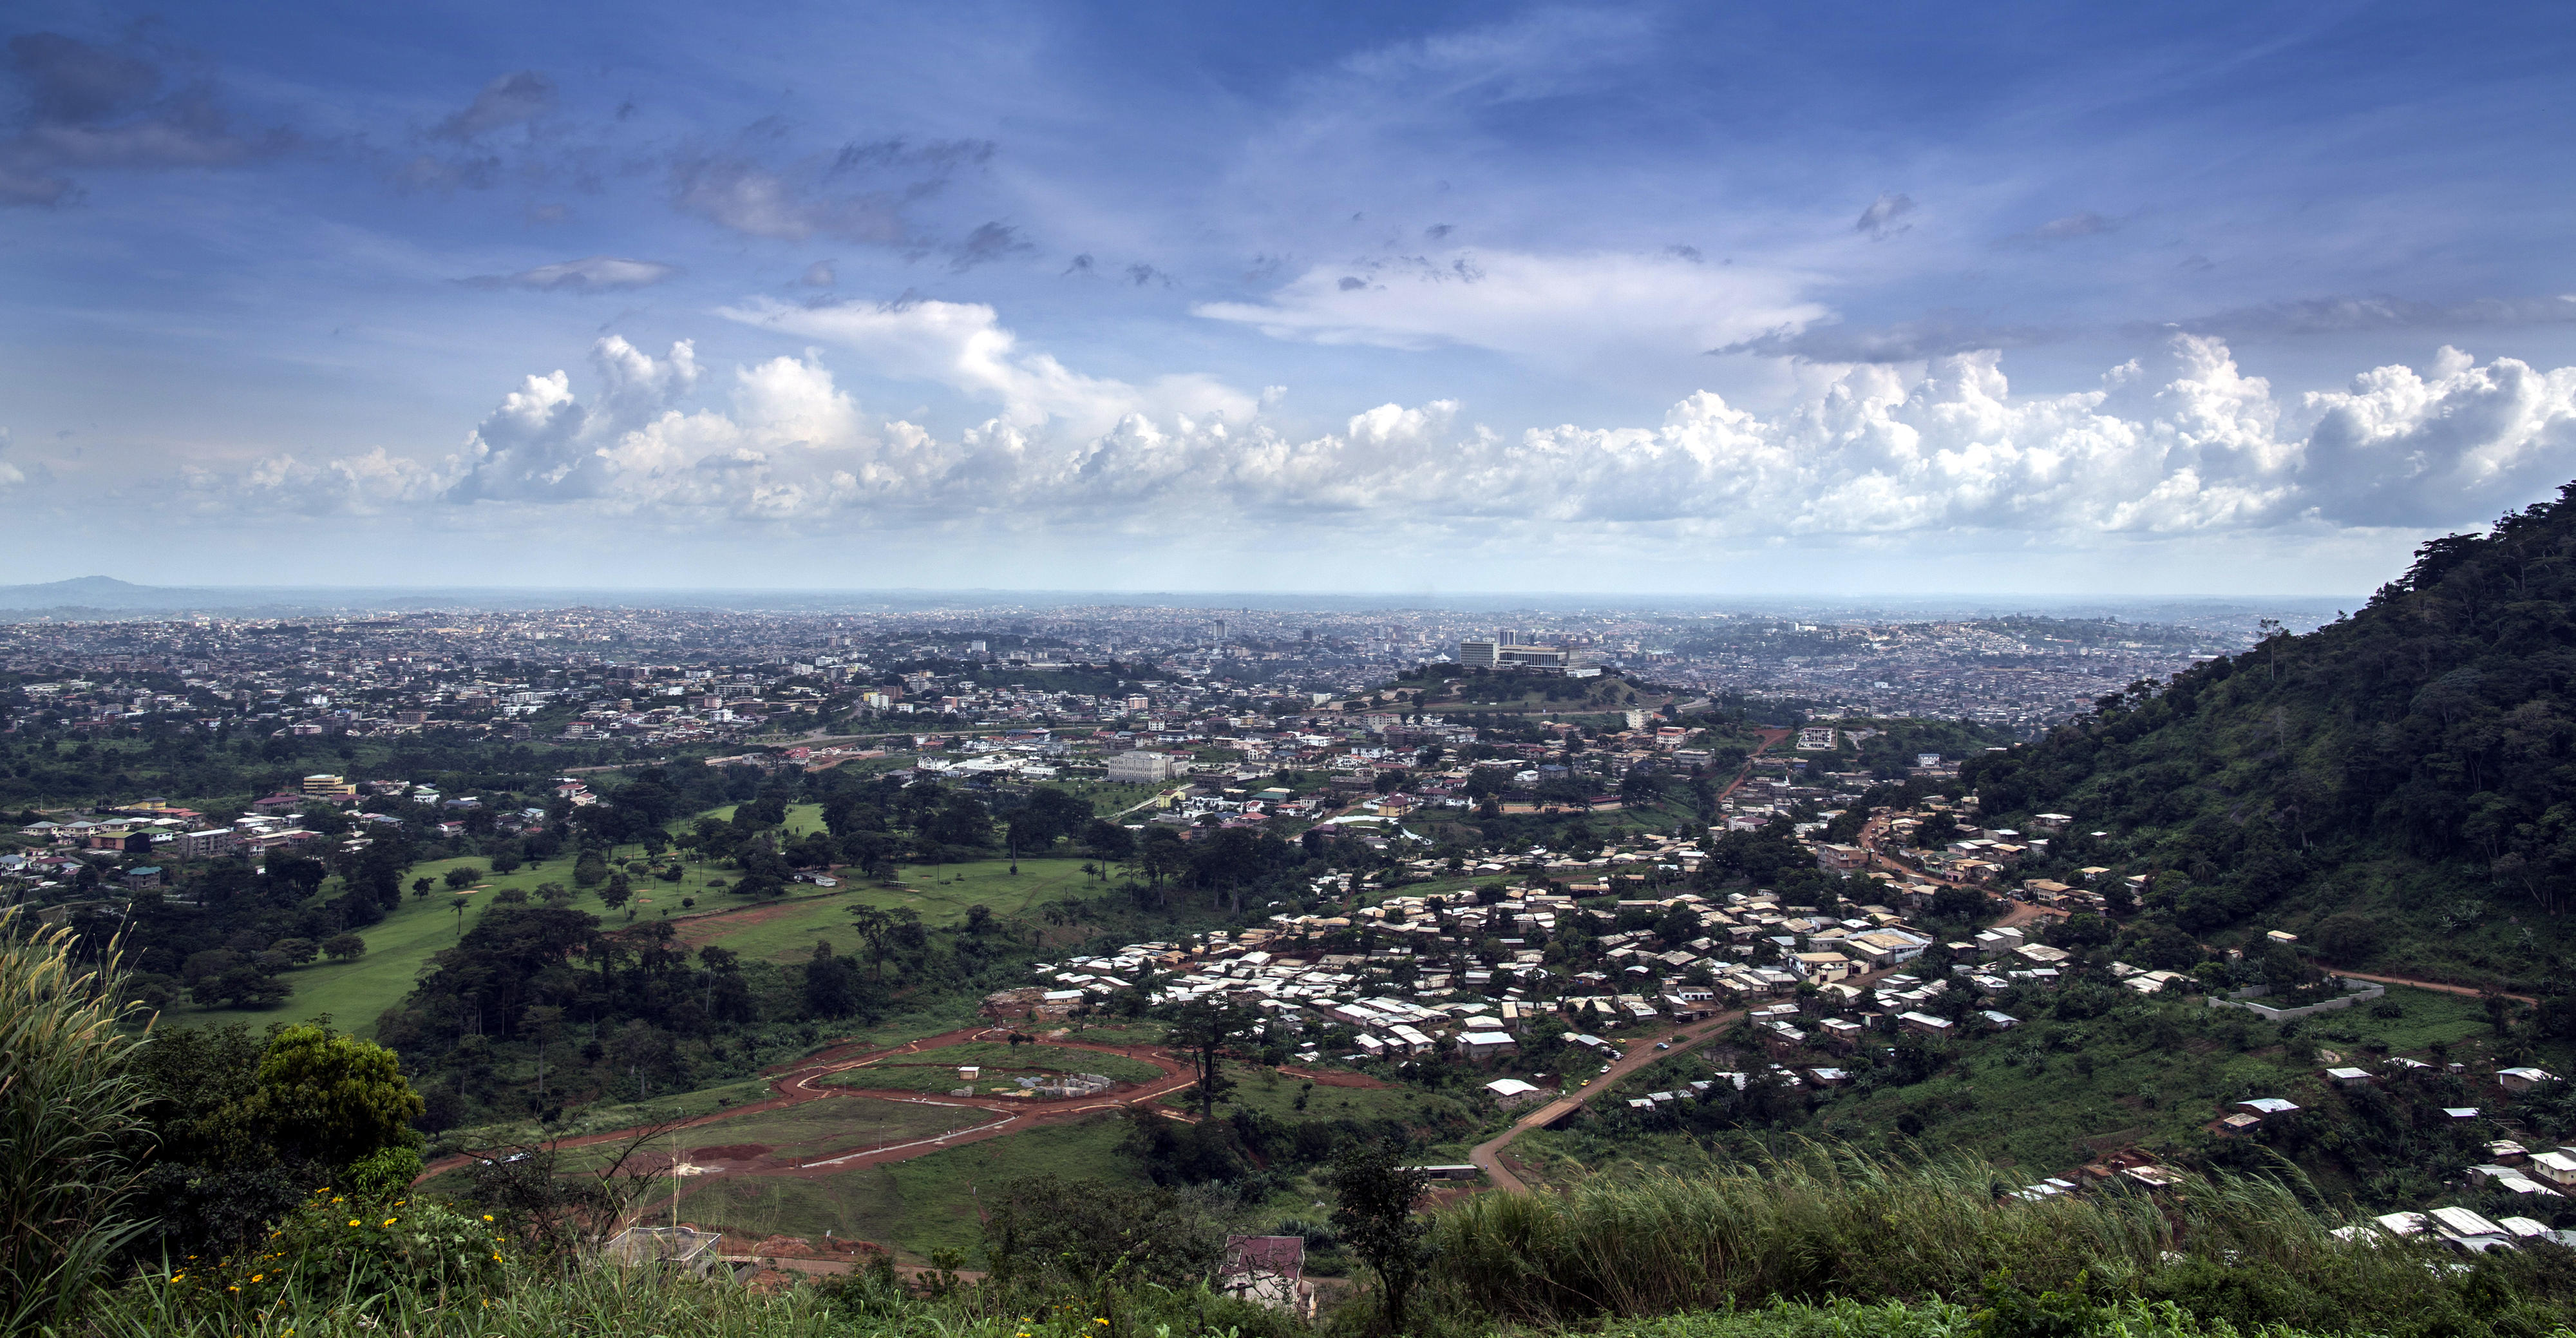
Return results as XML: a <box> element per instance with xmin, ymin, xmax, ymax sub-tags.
<box><xmin>345</xmin><ymin>1145</ymin><xmax>423</xmax><ymax>1201</ymax></box>
<box><xmin>0</xmin><ymin>910</ymin><xmax>150</xmax><ymax>1335</ymax></box>
<box><xmin>241</xmin><ymin>1025</ymin><xmax>426</xmax><ymax>1167</ymax></box>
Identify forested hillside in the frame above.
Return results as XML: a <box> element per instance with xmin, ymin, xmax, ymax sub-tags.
<box><xmin>1967</xmin><ymin>484</ymin><xmax>2576</xmax><ymax>989</ymax></box>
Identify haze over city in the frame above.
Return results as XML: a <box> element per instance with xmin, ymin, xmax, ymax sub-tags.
<box><xmin>8</xmin><ymin>1</ymin><xmax>2576</xmax><ymax>595</ymax></box>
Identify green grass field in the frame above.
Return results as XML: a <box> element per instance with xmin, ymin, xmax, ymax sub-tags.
<box><xmin>667</xmin><ymin>857</ymin><xmax>1097</xmax><ymax>964</ymax></box>
<box><xmin>823</xmin><ymin>1042</ymin><xmax>1162</xmax><ymax>1094</ymax></box>
<box><xmin>700</xmin><ymin>802</ymin><xmax>832</xmax><ymax>837</ymax></box>
<box><xmin>672</xmin><ymin>1112</ymin><xmax>1142</xmax><ymax>1261</ymax></box>
<box><xmin>171</xmin><ymin>848</ymin><xmax>677</xmax><ymax>1039</ymax></box>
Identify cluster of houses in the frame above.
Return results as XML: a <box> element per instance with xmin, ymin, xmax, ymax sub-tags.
<box><xmin>983</xmin><ymin>868</ymin><xmax>1989</xmax><ymax>1073</ymax></box>
<box><xmin>2</xmin><ymin>772</ymin><xmax>590</xmax><ymax>908</ymax></box>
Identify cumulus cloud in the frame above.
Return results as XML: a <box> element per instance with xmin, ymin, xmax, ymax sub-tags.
<box><xmin>460</xmin><ymin>256</ymin><xmax>681</xmax><ymax>292</ymax></box>
<box><xmin>1195</xmin><ymin>247</ymin><xmax>1828</xmax><ymax>379</ymax></box>
<box><xmin>0</xmin><ymin>31</ymin><xmax>287</xmax><ymax>207</ymax></box>
<box><xmin>431</xmin><ymin>71</ymin><xmax>556</xmax><ymax>140</ymax></box>
<box><xmin>723</xmin><ymin>294</ymin><xmax>1257</xmax><ymax>435</ymax></box>
<box><xmin>800</xmin><ymin>259</ymin><xmax>837</xmax><ymax>287</ymax></box>
<box><xmin>197</xmin><ymin>325</ymin><xmax>2576</xmax><ymax>545</ymax></box>
<box><xmin>1855</xmin><ymin>192</ymin><xmax>1915</xmax><ymax>240</ymax></box>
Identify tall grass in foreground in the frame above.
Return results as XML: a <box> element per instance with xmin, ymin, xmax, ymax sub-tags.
<box><xmin>0</xmin><ymin>912</ymin><xmax>149</xmax><ymax>1337</ymax></box>
<box><xmin>80</xmin><ymin>1257</ymin><xmax>1283</xmax><ymax>1338</ymax></box>
<box><xmin>83</xmin><ymin>1261</ymin><xmax>856</xmax><ymax>1338</ymax></box>
<box><xmin>1425</xmin><ymin>1148</ymin><xmax>2541</xmax><ymax>1337</ymax></box>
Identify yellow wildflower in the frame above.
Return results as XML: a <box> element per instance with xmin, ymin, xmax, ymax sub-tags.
<box><xmin>348</xmin><ymin>1219</ymin><xmax>361</xmax><ymax>1227</ymax></box>
<box><xmin>251</xmin><ymin>1274</ymin><xmax>263</xmax><ymax>1283</ymax></box>
<box><xmin>482</xmin><ymin>1214</ymin><xmax>495</xmax><ymax>1221</ymax></box>
<box><xmin>383</xmin><ymin>1218</ymin><xmax>397</xmax><ymax>1226</ymax></box>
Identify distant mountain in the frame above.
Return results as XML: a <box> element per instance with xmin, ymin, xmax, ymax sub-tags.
<box><xmin>1963</xmin><ymin>484</ymin><xmax>2576</xmax><ymax>995</ymax></box>
<box><xmin>0</xmin><ymin>576</ymin><xmax>225</xmax><ymax>610</ymax></box>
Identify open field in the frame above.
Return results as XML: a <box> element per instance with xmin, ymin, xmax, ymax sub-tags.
<box><xmin>824</xmin><ymin>1042</ymin><xmax>1162</xmax><ymax>1094</ymax></box>
<box><xmin>700</xmin><ymin>802</ymin><xmax>832</xmax><ymax>836</ymax></box>
<box><xmin>667</xmin><ymin>857</ymin><xmax>1095</xmax><ymax>963</ymax></box>
<box><xmin>172</xmin><ymin>849</ymin><xmax>670</xmax><ymax>1038</ymax></box>
<box><xmin>672</xmin><ymin>1112</ymin><xmax>1140</xmax><ymax>1262</ymax></box>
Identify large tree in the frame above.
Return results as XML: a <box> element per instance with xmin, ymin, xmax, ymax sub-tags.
<box><xmin>1323</xmin><ymin>1142</ymin><xmax>1434</xmax><ymax>1334</ymax></box>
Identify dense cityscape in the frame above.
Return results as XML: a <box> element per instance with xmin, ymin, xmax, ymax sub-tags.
<box><xmin>0</xmin><ymin>598</ymin><xmax>2260</xmax><ymax>750</ymax></box>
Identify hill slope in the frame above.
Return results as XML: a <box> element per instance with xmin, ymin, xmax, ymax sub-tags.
<box><xmin>1964</xmin><ymin>484</ymin><xmax>2576</xmax><ymax>995</ymax></box>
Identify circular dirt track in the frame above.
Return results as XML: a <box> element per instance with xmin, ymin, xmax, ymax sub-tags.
<box><xmin>421</xmin><ymin>1024</ymin><xmax>1227</xmax><ymax>1185</ymax></box>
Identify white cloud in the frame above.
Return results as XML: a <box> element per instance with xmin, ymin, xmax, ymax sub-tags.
<box><xmin>724</xmin><ymin>296</ymin><xmax>1258</xmax><ymax>436</ymax></box>
<box><xmin>1193</xmin><ymin>248</ymin><xmax>1828</xmax><ymax>381</ymax></box>
<box><xmin>189</xmin><ymin>324</ymin><xmax>2576</xmax><ymax>556</ymax></box>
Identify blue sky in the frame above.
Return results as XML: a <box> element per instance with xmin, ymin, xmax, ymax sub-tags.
<box><xmin>5</xmin><ymin>0</ymin><xmax>2575</xmax><ymax>594</ymax></box>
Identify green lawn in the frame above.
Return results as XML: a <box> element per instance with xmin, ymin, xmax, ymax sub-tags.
<box><xmin>174</xmin><ymin>848</ymin><xmax>681</xmax><ymax>1039</ymax></box>
<box><xmin>700</xmin><ymin>802</ymin><xmax>831</xmax><ymax>837</ymax></box>
<box><xmin>823</xmin><ymin>1042</ymin><xmax>1162</xmax><ymax>1094</ymax></box>
<box><xmin>879</xmin><ymin>857</ymin><xmax>1101</xmax><ymax>919</ymax></box>
<box><xmin>672</xmin><ymin>1113</ymin><xmax>1142</xmax><ymax>1261</ymax></box>
<box><xmin>668</xmin><ymin>857</ymin><xmax>1083</xmax><ymax>965</ymax></box>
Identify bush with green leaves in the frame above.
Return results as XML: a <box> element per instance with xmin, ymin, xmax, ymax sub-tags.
<box><xmin>149</xmin><ymin>1188</ymin><xmax>509</xmax><ymax>1323</ymax></box>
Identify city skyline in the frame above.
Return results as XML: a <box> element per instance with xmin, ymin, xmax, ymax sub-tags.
<box><xmin>8</xmin><ymin>1</ymin><xmax>2576</xmax><ymax>593</ymax></box>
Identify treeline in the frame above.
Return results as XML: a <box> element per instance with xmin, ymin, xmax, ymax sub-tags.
<box><xmin>0</xmin><ymin>718</ymin><xmax>649</xmax><ymax>813</ymax></box>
